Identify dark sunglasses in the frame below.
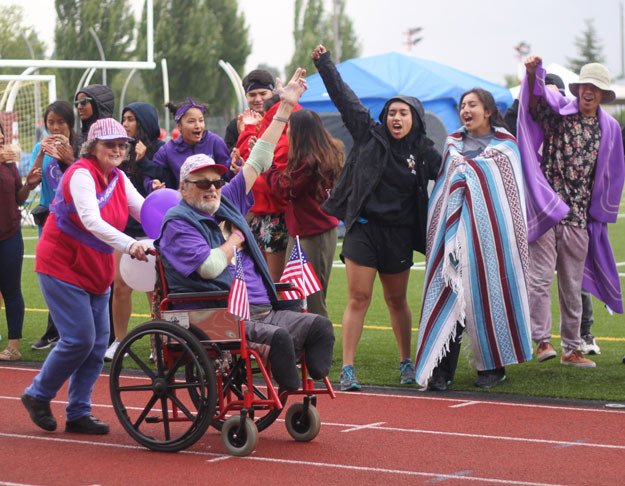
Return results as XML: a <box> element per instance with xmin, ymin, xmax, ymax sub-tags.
<box><xmin>186</xmin><ymin>178</ymin><xmax>226</xmax><ymax>190</ymax></box>
<box><xmin>101</xmin><ymin>141</ymin><xmax>130</xmax><ymax>150</ymax></box>
<box><xmin>74</xmin><ymin>97</ymin><xmax>93</xmax><ymax>107</ymax></box>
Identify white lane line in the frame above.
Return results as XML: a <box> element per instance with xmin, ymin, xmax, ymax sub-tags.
<box><xmin>449</xmin><ymin>401</ymin><xmax>481</xmax><ymax>408</ymax></box>
<box><xmin>324</xmin><ymin>422</ymin><xmax>625</xmax><ymax>451</ymax></box>
<box><xmin>341</xmin><ymin>421</ymin><xmax>386</xmax><ymax>433</ymax></box>
<box><xmin>0</xmin><ymin>432</ymin><xmax>564</xmax><ymax>485</ymax></box>
<box><xmin>5</xmin><ymin>394</ymin><xmax>622</xmax><ymax>451</ymax></box>
<box><xmin>553</xmin><ymin>439</ymin><xmax>588</xmax><ymax>449</ymax></box>
<box><xmin>2</xmin><ymin>366</ymin><xmax>625</xmax><ymax>416</ymax></box>
<box><xmin>426</xmin><ymin>470</ymin><xmax>473</xmax><ymax>484</ymax></box>
<box><xmin>206</xmin><ymin>456</ymin><xmax>232</xmax><ymax>463</ymax></box>
<box><xmin>242</xmin><ymin>455</ymin><xmax>561</xmax><ymax>485</ymax></box>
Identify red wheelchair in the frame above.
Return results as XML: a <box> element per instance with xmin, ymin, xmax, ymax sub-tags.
<box><xmin>108</xmin><ymin>253</ymin><xmax>335</xmax><ymax>456</ymax></box>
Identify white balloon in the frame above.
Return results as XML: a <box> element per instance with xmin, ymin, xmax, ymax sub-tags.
<box><xmin>119</xmin><ymin>239</ymin><xmax>157</xmax><ymax>292</ymax></box>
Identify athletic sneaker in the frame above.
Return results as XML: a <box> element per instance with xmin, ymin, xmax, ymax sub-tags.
<box><xmin>399</xmin><ymin>358</ymin><xmax>416</xmax><ymax>385</ymax></box>
<box><xmin>536</xmin><ymin>341</ymin><xmax>557</xmax><ymax>362</ymax></box>
<box><xmin>560</xmin><ymin>350</ymin><xmax>596</xmax><ymax>368</ymax></box>
<box><xmin>339</xmin><ymin>365</ymin><xmax>362</xmax><ymax>391</ymax></box>
<box><xmin>104</xmin><ymin>340</ymin><xmax>120</xmax><ymax>362</ymax></box>
<box><xmin>579</xmin><ymin>334</ymin><xmax>601</xmax><ymax>355</ymax></box>
<box><xmin>475</xmin><ymin>368</ymin><xmax>506</xmax><ymax>388</ymax></box>
<box><xmin>31</xmin><ymin>336</ymin><xmax>59</xmax><ymax>350</ymax></box>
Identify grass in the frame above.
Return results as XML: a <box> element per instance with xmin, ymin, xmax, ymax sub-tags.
<box><xmin>4</xmin><ymin>198</ymin><xmax>625</xmax><ymax>402</ymax></box>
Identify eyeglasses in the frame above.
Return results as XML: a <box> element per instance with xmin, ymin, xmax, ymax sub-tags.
<box><xmin>101</xmin><ymin>141</ymin><xmax>129</xmax><ymax>150</ymax></box>
<box><xmin>185</xmin><ymin>178</ymin><xmax>226</xmax><ymax>190</ymax></box>
<box><xmin>74</xmin><ymin>97</ymin><xmax>93</xmax><ymax>107</ymax></box>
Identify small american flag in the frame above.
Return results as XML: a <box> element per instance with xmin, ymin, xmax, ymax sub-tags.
<box><xmin>279</xmin><ymin>236</ymin><xmax>322</xmax><ymax>300</ymax></box>
<box><xmin>228</xmin><ymin>249</ymin><xmax>250</xmax><ymax>320</ymax></box>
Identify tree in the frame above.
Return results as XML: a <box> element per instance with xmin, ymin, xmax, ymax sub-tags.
<box><xmin>0</xmin><ymin>5</ymin><xmax>47</xmax><ymax>74</ymax></box>
<box><xmin>286</xmin><ymin>0</ymin><xmax>360</xmax><ymax>76</ymax></box>
<box><xmin>54</xmin><ymin>0</ymin><xmax>136</xmax><ymax>102</ymax></box>
<box><xmin>567</xmin><ymin>18</ymin><xmax>605</xmax><ymax>73</ymax></box>
<box><xmin>135</xmin><ymin>0</ymin><xmax>250</xmax><ymax>119</ymax></box>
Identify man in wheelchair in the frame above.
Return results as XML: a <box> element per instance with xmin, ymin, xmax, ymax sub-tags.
<box><xmin>155</xmin><ymin>71</ymin><xmax>334</xmax><ymax>394</ymax></box>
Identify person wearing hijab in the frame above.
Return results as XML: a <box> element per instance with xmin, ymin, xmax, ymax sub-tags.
<box><xmin>311</xmin><ymin>44</ymin><xmax>441</xmax><ymax>391</ymax></box>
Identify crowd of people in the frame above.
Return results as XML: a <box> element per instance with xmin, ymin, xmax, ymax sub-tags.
<box><xmin>1</xmin><ymin>43</ymin><xmax>624</xmax><ymax>436</ymax></box>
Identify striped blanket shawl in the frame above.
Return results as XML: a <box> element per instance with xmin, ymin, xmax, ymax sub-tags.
<box><xmin>415</xmin><ymin>127</ymin><xmax>533</xmax><ymax>386</ymax></box>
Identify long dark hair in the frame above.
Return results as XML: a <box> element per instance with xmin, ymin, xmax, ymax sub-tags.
<box><xmin>44</xmin><ymin>100</ymin><xmax>76</xmax><ymax>149</ymax></box>
<box><xmin>285</xmin><ymin>110</ymin><xmax>344</xmax><ymax>202</ymax></box>
<box><xmin>124</xmin><ymin>111</ymin><xmax>151</xmax><ymax>148</ymax></box>
<box><xmin>459</xmin><ymin>88</ymin><xmax>509</xmax><ymax>131</ymax></box>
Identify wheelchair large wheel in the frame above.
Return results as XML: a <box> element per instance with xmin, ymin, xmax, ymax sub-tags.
<box><xmin>285</xmin><ymin>402</ymin><xmax>321</xmax><ymax>442</ymax></box>
<box><xmin>109</xmin><ymin>320</ymin><xmax>216</xmax><ymax>452</ymax></box>
<box><xmin>211</xmin><ymin>354</ymin><xmax>285</xmax><ymax>433</ymax></box>
<box><xmin>221</xmin><ymin>415</ymin><xmax>258</xmax><ymax>457</ymax></box>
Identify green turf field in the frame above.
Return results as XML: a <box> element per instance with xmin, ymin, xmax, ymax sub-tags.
<box><xmin>4</xmin><ymin>195</ymin><xmax>625</xmax><ymax>401</ymax></box>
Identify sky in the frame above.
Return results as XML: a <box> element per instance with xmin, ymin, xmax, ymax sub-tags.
<box><xmin>3</xmin><ymin>0</ymin><xmax>624</xmax><ymax>86</ymax></box>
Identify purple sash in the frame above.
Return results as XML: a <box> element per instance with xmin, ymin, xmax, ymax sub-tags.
<box><xmin>51</xmin><ymin>168</ymin><xmax>120</xmax><ymax>254</ymax></box>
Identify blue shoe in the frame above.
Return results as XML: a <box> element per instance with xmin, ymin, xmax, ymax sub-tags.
<box><xmin>400</xmin><ymin>358</ymin><xmax>416</xmax><ymax>385</ymax></box>
<box><xmin>340</xmin><ymin>365</ymin><xmax>362</xmax><ymax>391</ymax></box>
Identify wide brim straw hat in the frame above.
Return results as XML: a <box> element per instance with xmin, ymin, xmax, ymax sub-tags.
<box><xmin>569</xmin><ymin>63</ymin><xmax>616</xmax><ymax>103</ymax></box>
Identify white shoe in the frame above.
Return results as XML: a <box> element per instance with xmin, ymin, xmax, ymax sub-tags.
<box><xmin>579</xmin><ymin>334</ymin><xmax>601</xmax><ymax>355</ymax></box>
<box><xmin>104</xmin><ymin>341</ymin><xmax>120</xmax><ymax>362</ymax></box>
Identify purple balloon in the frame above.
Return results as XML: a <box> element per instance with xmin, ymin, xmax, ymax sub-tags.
<box><xmin>140</xmin><ymin>189</ymin><xmax>181</xmax><ymax>239</ymax></box>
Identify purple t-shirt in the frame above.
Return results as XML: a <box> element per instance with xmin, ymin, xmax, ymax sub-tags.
<box><xmin>160</xmin><ymin>171</ymin><xmax>270</xmax><ymax>304</ymax></box>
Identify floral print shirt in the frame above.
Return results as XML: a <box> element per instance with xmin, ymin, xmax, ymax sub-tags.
<box><xmin>532</xmin><ymin>99</ymin><xmax>600</xmax><ymax>228</ymax></box>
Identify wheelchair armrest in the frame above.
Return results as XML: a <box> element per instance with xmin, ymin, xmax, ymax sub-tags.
<box><xmin>166</xmin><ymin>290</ymin><xmax>230</xmax><ymax>300</ymax></box>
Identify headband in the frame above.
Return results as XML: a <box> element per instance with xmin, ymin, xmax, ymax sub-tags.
<box><xmin>174</xmin><ymin>98</ymin><xmax>206</xmax><ymax>122</ymax></box>
<box><xmin>244</xmin><ymin>82</ymin><xmax>275</xmax><ymax>94</ymax></box>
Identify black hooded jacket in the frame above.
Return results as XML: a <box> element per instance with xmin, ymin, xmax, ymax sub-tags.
<box><xmin>75</xmin><ymin>84</ymin><xmax>115</xmax><ymax>147</ymax></box>
<box><xmin>314</xmin><ymin>52</ymin><xmax>441</xmax><ymax>253</ymax></box>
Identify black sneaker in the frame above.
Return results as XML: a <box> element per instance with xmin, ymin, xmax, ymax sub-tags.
<box><xmin>31</xmin><ymin>336</ymin><xmax>59</xmax><ymax>350</ymax></box>
<box><xmin>427</xmin><ymin>374</ymin><xmax>451</xmax><ymax>391</ymax></box>
<box><xmin>21</xmin><ymin>393</ymin><xmax>57</xmax><ymax>431</ymax></box>
<box><xmin>475</xmin><ymin>368</ymin><xmax>506</xmax><ymax>389</ymax></box>
<box><xmin>65</xmin><ymin>415</ymin><xmax>109</xmax><ymax>435</ymax></box>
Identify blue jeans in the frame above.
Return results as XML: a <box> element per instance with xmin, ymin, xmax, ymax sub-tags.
<box><xmin>26</xmin><ymin>274</ymin><xmax>110</xmax><ymax>421</ymax></box>
<box><xmin>0</xmin><ymin>229</ymin><xmax>25</xmax><ymax>340</ymax></box>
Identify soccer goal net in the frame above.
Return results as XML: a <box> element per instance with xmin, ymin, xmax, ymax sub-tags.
<box><xmin>0</xmin><ymin>74</ymin><xmax>56</xmax><ymax>177</ymax></box>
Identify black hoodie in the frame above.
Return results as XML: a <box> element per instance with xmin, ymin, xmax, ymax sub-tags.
<box><xmin>75</xmin><ymin>84</ymin><xmax>115</xmax><ymax>147</ymax></box>
<box><xmin>314</xmin><ymin>52</ymin><xmax>441</xmax><ymax>253</ymax></box>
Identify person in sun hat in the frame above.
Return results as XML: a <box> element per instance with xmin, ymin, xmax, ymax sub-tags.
<box><xmin>518</xmin><ymin>57</ymin><xmax>624</xmax><ymax>369</ymax></box>
<box><xmin>21</xmin><ymin>118</ymin><xmax>151</xmax><ymax>435</ymax></box>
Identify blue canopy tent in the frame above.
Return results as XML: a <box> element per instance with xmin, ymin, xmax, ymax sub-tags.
<box><xmin>300</xmin><ymin>52</ymin><xmax>513</xmax><ymax>134</ymax></box>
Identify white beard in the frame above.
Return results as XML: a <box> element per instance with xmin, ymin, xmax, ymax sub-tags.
<box><xmin>188</xmin><ymin>197</ymin><xmax>220</xmax><ymax>215</ymax></box>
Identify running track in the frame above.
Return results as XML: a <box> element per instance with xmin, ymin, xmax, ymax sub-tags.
<box><xmin>2</xmin><ymin>364</ymin><xmax>625</xmax><ymax>485</ymax></box>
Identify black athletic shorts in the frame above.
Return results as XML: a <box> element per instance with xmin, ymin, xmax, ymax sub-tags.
<box><xmin>341</xmin><ymin>220</ymin><xmax>413</xmax><ymax>274</ymax></box>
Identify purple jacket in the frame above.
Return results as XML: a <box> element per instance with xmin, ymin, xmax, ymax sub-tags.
<box><xmin>153</xmin><ymin>130</ymin><xmax>231</xmax><ymax>186</ymax></box>
<box><xmin>518</xmin><ymin>63</ymin><xmax>624</xmax><ymax>313</ymax></box>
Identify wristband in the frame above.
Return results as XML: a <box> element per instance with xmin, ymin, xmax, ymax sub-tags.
<box><xmin>273</xmin><ymin>115</ymin><xmax>289</xmax><ymax>123</ymax></box>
